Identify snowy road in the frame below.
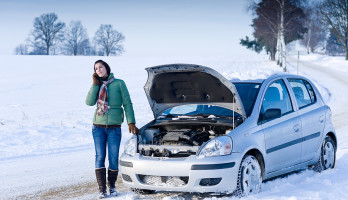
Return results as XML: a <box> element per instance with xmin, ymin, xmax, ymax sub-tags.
<box><xmin>292</xmin><ymin>57</ymin><xmax>348</xmax><ymax>128</ymax></box>
<box><xmin>1</xmin><ymin>55</ymin><xmax>348</xmax><ymax>200</ymax></box>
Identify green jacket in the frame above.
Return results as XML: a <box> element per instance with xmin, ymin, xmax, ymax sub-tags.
<box><xmin>86</xmin><ymin>73</ymin><xmax>136</xmax><ymax>125</ymax></box>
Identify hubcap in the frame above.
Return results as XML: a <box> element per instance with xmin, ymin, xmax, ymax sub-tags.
<box><xmin>242</xmin><ymin>156</ymin><xmax>262</xmax><ymax>195</ymax></box>
<box><xmin>323</xmin><ymin>142</ymin><xmax>335</xmax><ymax>169</ymax></box>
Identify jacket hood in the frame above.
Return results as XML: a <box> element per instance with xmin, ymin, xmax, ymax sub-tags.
<box><xmin>108</xmin><ymin>73</ymin><xmax>114</xmax><ymax>80</ymax></box>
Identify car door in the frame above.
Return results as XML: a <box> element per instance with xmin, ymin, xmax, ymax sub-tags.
<box><xmin>288</xmin><ymin>78</ymin><xmax>325</xmax><ymax>162</ymax></box>
<box><xmin>260</xmin><ymin>79</ymin><xmax>302</xmax><ymax>173</ymax></box>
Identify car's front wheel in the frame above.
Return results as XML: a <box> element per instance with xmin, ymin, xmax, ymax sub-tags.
<box><xmin>313</xmin><ymin>136</ymin><xmax>336</xmax><ymax>172</ymax></box>
<box><xmin>234</xmin><ymin>155</ymin><xmax>262</xmax><ymax>197</ymax></box>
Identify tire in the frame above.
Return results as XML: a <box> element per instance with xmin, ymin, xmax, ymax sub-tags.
<box><xmin>234</xmin><ymin>155</ymin><xmax>262</xmax><ymax>197</ymax></box>
<box><xmin>313</xmin><ymin>136</ymin><xmax>336</xmax><ymax>172</ymax></box>
<box><xmin>131</xmin><ymin>188</ymin><xmax>155</xmax><ymax>195</ymax></box>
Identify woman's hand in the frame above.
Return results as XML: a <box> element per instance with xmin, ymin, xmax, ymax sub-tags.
<box><xmin>92</xmin><ymin>73</ymin><xmax>101</xmax><ymax>86</ymax></box>
<box><xmin>128</xmin><ymin>123</ymin><xmax>139</xmax><ymax>134</ymax></box>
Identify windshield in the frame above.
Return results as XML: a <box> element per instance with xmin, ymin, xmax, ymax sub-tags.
<box><xmin>160</xmin><ymin>104</ymin><xmax>240</xmax><ymax>117</ymax></box>
<box><xmin>233</xmin><ymin>83</ymin><xmax>261</xmax><ymax>116</ymax></box>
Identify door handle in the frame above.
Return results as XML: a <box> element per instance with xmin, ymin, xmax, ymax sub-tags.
<box><xmin>319</xmin><ymin>115</ymin><xmax>325</xmax><ymax>123</ymax></box>
<box><xmin>293</xmin><ymin>124</ymin><xmax>300</xmax><ymax>132</ymax></box>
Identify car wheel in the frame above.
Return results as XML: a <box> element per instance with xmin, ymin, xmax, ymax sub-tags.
<box><xmin>313</xmin><ymin>136</ymin><xmax>336</xmax><ymax>172</ymax></box>
<box><xmin>234</xmin><ymin>155</ymin><xmax>262</xmax><ymax>197</ymax></box>
<box><xmin>131</xmin><ymin>188</ymin><xmax>155</xmax><ymax>195</ymax></box>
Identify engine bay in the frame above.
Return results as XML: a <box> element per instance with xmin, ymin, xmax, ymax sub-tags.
<box><xmin>138</xmin><ymin>124</ymin><xmax>233</xmax><ymax>158</ymax></box>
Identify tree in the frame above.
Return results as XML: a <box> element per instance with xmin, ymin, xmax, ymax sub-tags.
<box><xmin>327</xmin><ymin>29</ymin><xmax>346</xmax><ymax>55</ymax></box>
<box><xmin>246</xmin><ymin>0</ymin><xmax>307</xmax><ymax>71</ymax></box>
<box><xmin>64</xmin><ymin>21</ymin><xmax>90</xmax><ymax>56</ymax></box>
<box><xmin>320</xmin><ymin>0</ymin><xmax>348</xmax><ymax>60</ymax></box>
<box><xmin>300</xmin><ymin>2</ymin><xmax>327</xmax><ymax>54</ymax></box>
<box><xmin>29</xmin><ymin>41</ymin><xmax>47</xmax><ymax>55</ymax></box>
<box><xmin>94</xmin><ymin>24</ymin><xmax>125</xmax><ymax>56</ymax></box>
<box><xmin>31</xmin><ymin>13</ymin><xmax>65</xmax><ymax>55</ymax></box>
<box><xmin>14</xmin><ymin>44</ymin><xmax>29</xmax><ymax>55</ymax></box>
<box><xmin>240</xmin><ymin>36</ymin><xmax>264</xmax><ymax>53</ymax></box>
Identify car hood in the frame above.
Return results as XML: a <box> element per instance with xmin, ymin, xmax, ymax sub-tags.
<box><xmin>144</xmin><ymin>64</ymin><xmax>246</xmax><ymax>119</ymax></box>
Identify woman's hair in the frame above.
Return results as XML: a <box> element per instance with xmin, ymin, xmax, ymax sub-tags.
<box><xmin>94</xmin><ymin>60</ymin><xmax>111</xmax><ymax>75</ymax></box>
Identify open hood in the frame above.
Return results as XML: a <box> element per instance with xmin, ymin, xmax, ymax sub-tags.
<box><xmin>144</xmin><ymin>64</ymin><xmax>246</xmax><ymax>119</ymax></box>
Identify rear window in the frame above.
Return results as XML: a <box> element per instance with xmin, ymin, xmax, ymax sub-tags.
<box><xmin>234</xmin><ymin>83</ymin><xmax>261</xmax><ymax>116</ymax></box>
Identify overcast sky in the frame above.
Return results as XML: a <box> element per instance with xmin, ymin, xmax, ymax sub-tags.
<box><xmin>0</xmin><ymin>0</ymin><xmax>253</xmax><ymax>57</ymax></box>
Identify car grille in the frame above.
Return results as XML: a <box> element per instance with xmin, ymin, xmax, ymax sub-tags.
<box><xmin>138</xmin><ymin>174</ymin><xmax>189</xmax><ymax>187</ymax></box>
<box><xmin>122</xmin><ymin>174</ymin><xmax>132</xmax><ymax>182</ymax></box>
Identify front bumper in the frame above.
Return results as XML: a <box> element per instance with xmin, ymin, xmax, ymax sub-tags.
<box><xmin>119</xmin><ymin>153</ymin><xmax>242</xmax><ymax>193</ymax></box>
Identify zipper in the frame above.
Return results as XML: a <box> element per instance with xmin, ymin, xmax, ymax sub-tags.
<box><xmin>106</xmin><ymin>82</ymin><xmax>109</xmax><ymax>129</ymax></box>
<box><xmin>106</xmin><ymin>111</ymin><xmax>109</xmax><ymax>129</ymax></box>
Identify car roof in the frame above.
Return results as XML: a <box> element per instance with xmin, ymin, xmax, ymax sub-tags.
<box><xmin>230</xmin><ymin>73</ymin><xmax>309</xmax><ymax>84</ymax></box>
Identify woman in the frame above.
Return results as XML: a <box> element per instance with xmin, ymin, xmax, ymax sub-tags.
<box><xmin>86</xmin><ymin>60</ymin><xmax>138</xmax><ymax>198</ymax></box>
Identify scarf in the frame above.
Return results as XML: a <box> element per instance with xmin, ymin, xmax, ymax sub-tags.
<box><xmin>97</xmin><ymin>77</ymin><xmax>115</xmax><ymax>116</ymax></box>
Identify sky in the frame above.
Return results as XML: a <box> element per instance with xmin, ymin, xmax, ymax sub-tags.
<box><xmin>0</xmin><ymin>0</ymin><xmax>253</xmax><ymax>57</ymax></box>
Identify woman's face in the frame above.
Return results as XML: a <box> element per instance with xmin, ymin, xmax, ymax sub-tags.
<box><xmin>94</xmin><ymin>63</ymin><xmax>108</xmax><ymax>78</ymax></box>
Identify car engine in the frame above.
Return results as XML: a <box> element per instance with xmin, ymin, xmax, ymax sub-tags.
<box><xmin>138</xmin><ymin>125</ymin><xmax>232</xmax><ymax>158</ymax></box>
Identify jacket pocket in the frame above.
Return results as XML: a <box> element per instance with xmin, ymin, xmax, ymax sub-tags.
<box><xmin>108</xmin><ymin>108</ymin><xmax>124</xmax><ymax>125</ymax></box>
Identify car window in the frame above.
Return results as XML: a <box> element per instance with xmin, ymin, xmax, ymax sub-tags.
<box><xmin>288</xmin><ymin>79</ymin><xmax>316</xmax><ymax>109</ymax></box>
<box><xmin>261</xmin><ymin>79</ymin><xmax>293</xmax><ymax>117</ymax></box>
<box><xmin>162</xmin><ymin>104</ymin><xmax>239</xmax><ymax>117</ymax></box>
<box><xmin>304</xmin><ymin>80</ymin><xmax>316</xmax><ymax>103</ymax></box>
<box><xmin>234</xmin><ymin>83</ymin><xmax>261</xmax><ymax>116</ymax></box>
<box><xmin>167</xmin><ymin>104</ymin><xmax>198</xmax><ymax>114</ymax></box>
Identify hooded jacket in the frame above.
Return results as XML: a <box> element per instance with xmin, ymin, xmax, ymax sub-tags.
<box><xmin>86</xmin><ymin>73</ymin><xmax>135</xmax><ymax>126</ymax></box>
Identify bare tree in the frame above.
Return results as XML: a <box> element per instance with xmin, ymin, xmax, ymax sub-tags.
<box><xmin>94</xmin><ymin>24</ymin><xmax>125</xmax><ymax>56</ymax></box>
<box><xmin>327</xmin><ymin>29</ymin><xmax>346</xmax><ymax>55</ymax></box>
<box><xmin>64</xmin><ymin>21</ymin><xmax>90</xmax><ymax>55</ymax></box>
<box><xmin>299</xmin><ymin>1</ymin><xmax>327</xmax><ymax>54</ymax></box>
<box><xmin>320</xmin><ymin>0</ymin><xmax>348</xmax><ymax>60</ymax></box>
<box><xmin>301</xmin><ymin>5</ymin><xmax>327</xmax><ymax>53</ymax></box>
<box><xmin>14</xmin><ymin>44</ymin><xmax>29</xmax><ymax>55</ymax></box>
<box><xmin>31</xmin><ymin>13</ymin><xmax>65</xmax><ymax>55</ymax></box>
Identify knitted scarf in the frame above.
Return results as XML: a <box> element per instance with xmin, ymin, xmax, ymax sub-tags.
<box><xmin>97</xmin><ymin>77</ymin><xmax>115</xmax><ymax>116</ymax></box>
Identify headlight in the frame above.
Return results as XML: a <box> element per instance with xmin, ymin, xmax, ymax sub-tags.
<box><xmin>197</xmin><ymin>136</ymin><xmax>232</xmax><ymax>158</ymax></box>
<box><xmin>124</xmin><ymin>135</ymin><xmax>137</xmax><ymax>156</ymax></box>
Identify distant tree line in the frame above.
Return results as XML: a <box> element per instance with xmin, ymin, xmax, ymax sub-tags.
<box><xmin>241</xmin><ymin>0</ymin><xmax>348</xmax><ymax>71</ymax></box>
<box><xmin>14</xmin><ymin>13</ymin><xmax>125</xmax><ymax>56</ymax></box>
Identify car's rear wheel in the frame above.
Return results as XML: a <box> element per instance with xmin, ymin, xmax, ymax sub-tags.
<box><xmin>131</xmin><ymin>188</ymin><xmax>155</xmax><ymax>195</ymax></box>
<box><xmin>313</xmin><ymin>136</ymin><xmax>336</xmax><ymax>172</ymax></box>
<box><xmin>234</xmin><ymin>155</ymin><xmax>262</xmax><ymax>197</ymax></box>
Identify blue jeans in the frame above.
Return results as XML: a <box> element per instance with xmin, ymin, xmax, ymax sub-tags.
<box><xmin>92</xmin><ymin>126</ymin><xmax>122</xmax><ymax>170</ymax></box>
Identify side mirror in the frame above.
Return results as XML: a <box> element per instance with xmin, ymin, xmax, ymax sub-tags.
<box><xmin>261</xmin><ymin>108</ymin><xmax>281</xmax><ymax>122</ymax></box>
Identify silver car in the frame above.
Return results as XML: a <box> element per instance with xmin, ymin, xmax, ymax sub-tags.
<box><xmin>120</xmin><ymin>64</ymin><xmax>336</xmax><ymax>196</ymax></box>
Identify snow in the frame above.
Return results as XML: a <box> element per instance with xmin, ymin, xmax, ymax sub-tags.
<box><xmin>1</xmin><ymin>51</ymin><xmax>348</xmax><ymax>199</ymax></box>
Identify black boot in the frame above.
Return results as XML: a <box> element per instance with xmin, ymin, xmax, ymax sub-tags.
<box><xmin>95</xmin><ymin>168</ymin><xmax>107</xmax><ymax>199</ymax></box>
<box><xmin>107</xmin><ymin>169</ymin><xmax>118</xmax><ymax>196</ymax></box>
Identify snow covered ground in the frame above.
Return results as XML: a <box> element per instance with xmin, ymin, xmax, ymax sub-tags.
<box><xmin>0</xmin><ymin>52</ymin><xmax>347</xmax><ymax>199</ymax></box>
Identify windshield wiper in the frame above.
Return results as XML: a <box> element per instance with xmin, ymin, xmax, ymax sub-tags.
<box><xmin>209</xmin><ymin>114</ymin><xmax>234</xmax><ymax>120</ymax></box>
<box><xmin>190</xmin><ymin>113</ymin><xmax>210</xmax><ymax>118</ymax></box>
<box><xmin>159</xmin><ymin>113</ymin><xmax>235</xmax><ymax>120</ymax></box>
<box><xmin>193</xmin><ymin>113</ymin><xmax>237</xmax><ymax>120</ymax></box>
<box><xmin>157</xmin><ymin>114</ymin><xmax>175</xmax><ymax>119</ymax></box>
